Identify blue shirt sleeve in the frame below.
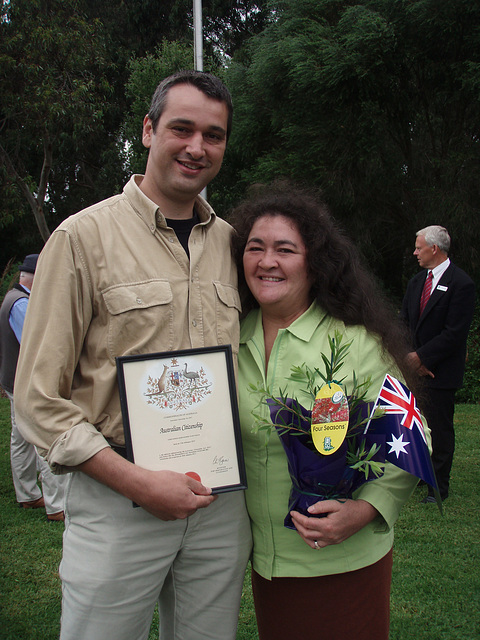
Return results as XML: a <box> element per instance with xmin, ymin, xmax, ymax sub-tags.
<box><xmin>9</xmin><ymin>297</ymin><xmax>29</xmax><ymax>343</ymax></box>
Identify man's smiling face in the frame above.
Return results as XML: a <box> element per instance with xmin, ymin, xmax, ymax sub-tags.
<box><xmin>141</xmin><ymin>83</ymin><xmax>228</xmax><ymax>214</ymax></box>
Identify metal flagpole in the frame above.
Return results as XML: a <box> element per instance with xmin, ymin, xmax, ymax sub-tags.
<box><xmin>193</xmin><ymin>0</ymin><xmax>203</xmax><ymax>72</ymax></box>
<box><xmin>193</xmin><ymin>0</ymin><xmax>207</xmax><ymax>200</ymax></box>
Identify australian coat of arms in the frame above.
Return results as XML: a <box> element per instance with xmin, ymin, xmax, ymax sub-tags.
<box><xmin>143</xmin><ymin>358</ymin><xmax>212</xmax><ymax>411</ymax></box>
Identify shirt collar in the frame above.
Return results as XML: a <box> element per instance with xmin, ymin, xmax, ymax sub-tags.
<box><xmin>430</xmin><ymin>257</ymin><xmax>450</xmax><ymax>281</ymax></box>
<box><xmin>284</xmin><ymin>302</ymin><xmax>328</xmax><ymax>341</ymax></box>
<box><xmin>123</xmin><ymin>175</ymin><xmax>216</xmax><ymax>234</ymax></box>
<box><xmin>240</xmin><ymin>302</ymin><xmax>328</xmax><ymax>344</ymax></box>
<box><xmin>14</xmin><ymin>283</ymin><xmax>31</xmax><ymax>295</ymax></box>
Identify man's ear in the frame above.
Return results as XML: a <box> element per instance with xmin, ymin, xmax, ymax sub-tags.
<box><xmin>142</xmin><ymin>115</ymin><xmax>153</xmax><ymax>149</ymax></box>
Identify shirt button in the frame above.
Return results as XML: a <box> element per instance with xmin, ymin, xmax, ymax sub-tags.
<box><xmin>136</xmin><ymin>297</ymin><xmax>143</xmax><ymax>304</ymax></box>
<box><xmin>150</xmin><ymin>225</ymin><xmax>155</xmax><ymax>231</ymax></box>
<box><xmin>169</xmin><ymin>237</ymin><xmax>175</xmax><ymax>243</ymax></box>
<box><xmin>192</xmin><ymin>320</ymin><xmax>197</xmax><ymax>327</ymax></box>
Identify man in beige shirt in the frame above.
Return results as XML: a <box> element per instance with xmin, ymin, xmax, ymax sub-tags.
<box><xmin>15</xmin><ymin>71</ymin><xmax>251</xmax><ymax>640</ymax></box>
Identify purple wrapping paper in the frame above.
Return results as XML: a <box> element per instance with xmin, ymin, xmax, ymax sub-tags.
<box><xmin>267</xmin><ymin>398</ymin><xmax>386</xmax><ymax>530</ymax></box>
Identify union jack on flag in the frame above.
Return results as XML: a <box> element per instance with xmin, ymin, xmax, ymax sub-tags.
<box><xmin>378</xmin><ymin>374</ymin><xmax>426</xmax><ymax>439</ymax></box>
<box><xmin>365</xmin><ymin>374</ymin><xmax>438</xmax><ymax>490</ymax></box>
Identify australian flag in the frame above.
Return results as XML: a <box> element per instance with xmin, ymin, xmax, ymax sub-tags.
<box><xmin>365</xmin><ymin>374</ymin><xmax>439</xmax><ymax>497</ymax></box>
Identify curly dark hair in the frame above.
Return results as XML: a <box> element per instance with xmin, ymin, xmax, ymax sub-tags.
<box><xmin>229</xmin><ymin>181</ymin><xmax>418</xmax><ymax>390</ymax></box>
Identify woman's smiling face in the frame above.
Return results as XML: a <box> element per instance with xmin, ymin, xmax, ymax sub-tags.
<box><xmin>243</xmin><ymin>214</ymin><xmax>313</xmax><ymax>321</ymax></box>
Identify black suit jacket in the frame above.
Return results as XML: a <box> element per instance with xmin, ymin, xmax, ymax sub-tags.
<box><xmin>400</xmin><ymin>262</ymin><xmax>475</xmax><ymax>389</ymax></box>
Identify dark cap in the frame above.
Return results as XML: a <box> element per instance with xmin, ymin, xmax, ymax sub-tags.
<box><xmin>18</xmin><ymin>254</ymin><xmax>39</xmax><ymax>274</ymax></box>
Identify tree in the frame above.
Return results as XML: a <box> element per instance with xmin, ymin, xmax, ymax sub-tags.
<box><xmin>0</xmin><ymin>0</ymin><xmax>115</xmax><ymax>244</ymax></box>
<box><xmin>0</xmin><ymin>0</ymin><xmax>272</xmax><ymax>265</ymax></box>
<box><xmin>81</xmin><ymin>0</ymin><xmax>272</xmax><ymax>64</ymax></box>
<box><xmin>224</xmin><ymin>0</ymin><xmax>480</xmax><ymax>295</ymax></box>
<box><xmin>201</xmin><ymin>0</ymin><xmax>273</xmax><ymax>59</ymax></box>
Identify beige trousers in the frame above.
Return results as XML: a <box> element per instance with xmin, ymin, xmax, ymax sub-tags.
<box><xmin>59</xmin><ymin>471</ymin><xmax>252</xmax><ymax>640</ymax></box>
<box><xmin>8</xmin><ymin>390</ymin><xmax>66</xmax><ymax>513</ymax></box>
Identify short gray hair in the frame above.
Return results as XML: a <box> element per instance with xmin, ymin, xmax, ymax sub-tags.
<box><xmin>416</xmin><ymin>225</ymin><xmax>451</xmax><ymax>253</ymax></box>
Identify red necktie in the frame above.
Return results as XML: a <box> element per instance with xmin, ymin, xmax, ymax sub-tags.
<box><xmin>419</xmin><ymin>271</ymin><xmax>433</xmax><ymax>315</ymax></box>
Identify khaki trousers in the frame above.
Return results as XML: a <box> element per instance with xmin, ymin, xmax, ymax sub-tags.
<box><xmin>60</xmin><ymin>471</ymin><xmax>252</xmax><ymax>640</ymax></box>
<box><xmin>8</xmin><ymin>391</ymin><xmax>66</xmax><ymax>513</ymax></box>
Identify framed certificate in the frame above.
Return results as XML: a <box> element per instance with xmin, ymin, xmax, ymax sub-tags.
<box><xmin>116</xmin><ymin>345</ymin><xmax>247</xmax><ymax>494</ymax></box>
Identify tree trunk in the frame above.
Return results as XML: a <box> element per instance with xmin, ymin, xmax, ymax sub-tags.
<box><xmin>0</xmin><ymin>142</ymin><xmax>51</xmax><ymax>243</ymax></box>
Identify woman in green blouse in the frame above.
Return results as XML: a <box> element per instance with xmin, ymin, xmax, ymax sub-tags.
<box><xmin>229</xmin><ymin>184</ymin><xmax>424</xmax><ymax>640</ymax></box>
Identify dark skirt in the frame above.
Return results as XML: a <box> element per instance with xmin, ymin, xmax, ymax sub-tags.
<box><xmin>251</xmin><ymin>548</ymin><xmax>393</xmax><ymax>640</ymax></box>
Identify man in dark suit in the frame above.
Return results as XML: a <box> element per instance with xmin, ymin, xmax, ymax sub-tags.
<box><xmin>400</xmin><ymin>225</ymin><xmax>475</xmax><ymax>502</ymax></box>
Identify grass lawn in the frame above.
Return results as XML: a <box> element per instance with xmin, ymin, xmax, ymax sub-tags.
<box><xmin>0</xmin><ymin>398</ymin><xmax>478</xmax><ymax>639</ymax></box>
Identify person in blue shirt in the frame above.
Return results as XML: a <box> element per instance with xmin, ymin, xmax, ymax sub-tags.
<box><xmin>0</xmin><ymin>254</ymin><xmax>65</xmax><ymax>521</ymax></box>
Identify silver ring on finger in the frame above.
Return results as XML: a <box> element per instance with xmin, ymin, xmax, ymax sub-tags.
<box><xmin>314</xmin><ymin>540</ymin><xmax>320</xmax><ymax>550</ymax></box>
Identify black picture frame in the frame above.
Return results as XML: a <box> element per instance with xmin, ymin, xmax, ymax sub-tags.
<box><xmin>116</xmin><ymin>345</ymin><xmax>247</xmax><ymax>494</ymax></box>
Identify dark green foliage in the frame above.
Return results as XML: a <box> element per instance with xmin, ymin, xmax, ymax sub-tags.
<box><xmin>0</xmin><ymin>0</ymin><xmax>119</xmax><ymax>250</ymax></box>
<box><xmin>0</xmin><ymin>0</ymin><xmax>478</xmax><ymax>397</ymax></box>
<box><xmin>224</xmin><ymin>0</ymin><xmax>480</xmax><ymax>296</ymax></box>
<box><xmin>0</xmin><ymin>0</ymin><xmax>271</xmax><ymax>268</ymax></box>
<box><xmin>0</xmin><ymin>260</ymin><xmax>18</xmax><ymax>302</ymax></box>
<box><xmin>456</xmin><ymin>305</ymin><xmax>480</xmax><ymax>404</ymax></box>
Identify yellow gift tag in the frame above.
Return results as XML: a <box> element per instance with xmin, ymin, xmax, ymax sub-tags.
<box><xmin>311</xmin><ymin>383</ymin><xmax>349</xmax><ymax>455</ymax></box>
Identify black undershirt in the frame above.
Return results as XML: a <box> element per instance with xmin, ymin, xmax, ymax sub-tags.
<box><xmin>165</xmin><ymin>212</ymin><xmax>200</xmax><ymax>259</ymax></box>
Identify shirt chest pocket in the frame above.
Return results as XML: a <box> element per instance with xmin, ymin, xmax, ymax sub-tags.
<box><xmin>213</xmin><ymin>281</ymin><xmax>241</xmax><ymax>353</ymax></box>
<box><xmin>102</xmin><ymin>280</ymin><xmax>174</xmax><ymax>359</ymax></box>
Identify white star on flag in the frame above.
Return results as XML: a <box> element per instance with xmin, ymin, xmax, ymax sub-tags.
<box><xmin>386</xmin><ymin>433</ymin><xmax>410</xmax><ymax>458</ymax></box>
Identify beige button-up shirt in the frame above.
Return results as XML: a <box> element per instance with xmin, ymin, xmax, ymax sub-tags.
<box><xmin>15</xmin><ymin>176</ymin><xmax>240</xmax><ymax>472</ymax></box>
